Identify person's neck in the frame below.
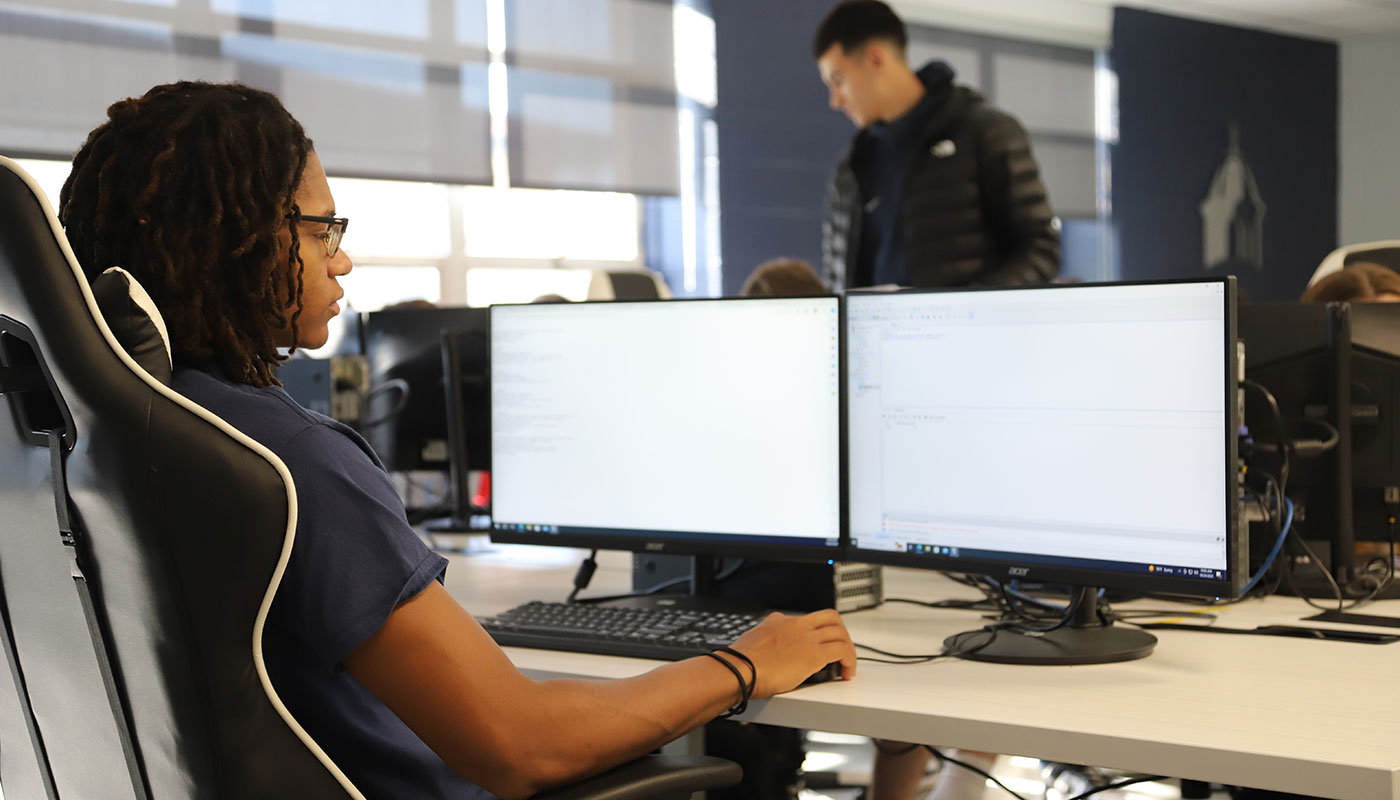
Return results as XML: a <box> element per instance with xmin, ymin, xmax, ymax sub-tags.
<box><xmin>879</xmin><ymin>68</ymin><xmax>927</xmax><ymax>124</ymax></box>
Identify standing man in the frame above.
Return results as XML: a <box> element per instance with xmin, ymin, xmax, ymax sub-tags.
<box><xmin>815</xmin><ymin>5</ymin><xmax>1049</xmax><ymax>796</ymax></box>
<box><xmin>815</xmin><ymin>0</ymin><xmax>1060</xmax><ymax>290</ymax></box>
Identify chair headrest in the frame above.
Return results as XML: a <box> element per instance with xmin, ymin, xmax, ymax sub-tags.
<box><xmin>91</xmin><ymin>267</ymin><xmax>172</xmax><ymax>385</ymax></box>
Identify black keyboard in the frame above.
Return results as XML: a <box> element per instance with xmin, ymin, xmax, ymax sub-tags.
<box><xmin>480</xmin><ymin>600</ymin><xmax>763</xmax><ymax>661</ymax></box>
<box><xmin>481</xmin><ymin>601</ymin><xmax>845</xmax><ymax>685</ymax></box>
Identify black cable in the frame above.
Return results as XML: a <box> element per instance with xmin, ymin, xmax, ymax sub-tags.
<box><xmin>1242</xmin><ymin>378</ymin><xmax>1291</xmax><ymax>495</ymax></box>
<box><xmin>1111</xmin><ymin>608</ymin><xmax>1219</xmax><ymax>622</ymax></box>
<box><xmin>997</xmin><ymin>582</ymin><xmax>1064</xmax><ymax>626</ymax></box>
<box><xmin>854</xmin><ymin>623</ymin><xmax>1002</xmax><ymax>664</ymax></box>
<box><xmin>853</xmin><ymin>642</ymin><xmax>947</xmax><ymax>662</ymax></box>
<box><xmin>1066</xmin><ymin>774</ymin><xmax>1168</xmax><ymax>799</ymax></box>
<box><xmin>1247</xmin><ymin>418</ymin><xmax>1340</xmax><ymax>457</ymax></box>
<box><xmin>889</xmin><ymin>744</ymin><xmax>1172</xmax><ymax>800</ymax></box>
<box><xmin>573</xmin><ymin>575</ymin><xmax>689</xmax><ymax>605</ymax></box>
<box><xmin>358</xmin><ymin>378</ymin><xmax>411</xmax><ymax>428</ymax></box>
<box><xmin>924</xmin><ymin>747</ymin><xmax>1030</xmax><ymax>800</ymax></box>
<box><xmin>572</xmin><ymin>557</ymin><xmax>748</xmax><ymax>605</ymax></box>
<box><xmin>566</xmin><ymin>549</ymin><xmax>598</xmax><ymax>604</ymax></box>
<box><xmin>1282</xmin><ymin>527</ymin><xmax>1347</xmax><ymax>612</ymax></box>
<box><xmin>1342</xmin><ymin>513</ymin><xmax>1397</xmax><ymax>607</ymax></box>
<box><xmin>878</xmin><ymin>596</ymin><xmax>1000</xmax><ymax>612</ymax></box>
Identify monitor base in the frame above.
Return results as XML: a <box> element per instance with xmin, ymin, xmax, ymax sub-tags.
<box><xmin>945</xmin><ymin>625</ymin><xmax>1157</xmax><ymax>666</ymax></box>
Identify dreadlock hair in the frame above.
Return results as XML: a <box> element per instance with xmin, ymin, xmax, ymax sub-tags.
<box><xmin>60</xmin><ymin>81</ymin><xmax>313</xmax><ymax>388</ymax></box>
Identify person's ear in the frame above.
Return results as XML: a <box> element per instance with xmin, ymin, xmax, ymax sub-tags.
<box><xmin>867</xmin><ymin>43</ymin><xmax>889</xmax><ymax>71</ymax></box>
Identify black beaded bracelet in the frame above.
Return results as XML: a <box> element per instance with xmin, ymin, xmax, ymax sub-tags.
<box><xmin>702</xmin><ymin>651</ymin><xmax>752</xmax><ymax>718</ymax></box>
<box><xmin>712</xmin><ymin>645</ymin><xmax>756</xmax><ymax>699</ymax></box>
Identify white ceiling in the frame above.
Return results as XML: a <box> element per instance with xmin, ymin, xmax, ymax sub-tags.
<box><xmin>891</xmin><ymin>0</ymin><xmax>1400</xmax><ymax>48</ymax></box>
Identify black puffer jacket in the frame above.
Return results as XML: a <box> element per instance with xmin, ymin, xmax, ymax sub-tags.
<box><xmin>822</xmin><ymin>69</ymin><xmax>1061</xmax><ymax>289</ymax></box>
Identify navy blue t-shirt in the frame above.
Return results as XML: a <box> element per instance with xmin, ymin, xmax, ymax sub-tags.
<box><xmin>172</xmin><ymin>367</ymin><xmax>495</xmax><ymax>800</ymax></box>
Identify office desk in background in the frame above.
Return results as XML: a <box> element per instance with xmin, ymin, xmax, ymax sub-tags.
<box><xmin>441</xmin><ymin>542</ymin><xmax>1400</xmax><ymax>800</ymax></box>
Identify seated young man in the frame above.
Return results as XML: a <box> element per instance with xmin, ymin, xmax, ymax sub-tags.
<box><xmin>58</xmin><ymin>80</ymin><xmax>856</xmax><ymax>800</ymax></box>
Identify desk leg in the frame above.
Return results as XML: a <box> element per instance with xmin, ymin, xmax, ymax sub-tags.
<box><xmin>661</xmin><ymin>728</ymin><xmax>706</xmax><ymax>800</ymax></box>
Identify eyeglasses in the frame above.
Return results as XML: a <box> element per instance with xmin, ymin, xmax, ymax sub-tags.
<box><xmin>287</xmin><ymin>213</ymin><xmax>349</xmax><ymax>257</ymax></box>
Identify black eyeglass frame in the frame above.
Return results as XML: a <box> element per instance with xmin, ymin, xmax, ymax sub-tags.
<box><xmin>286</xmin><ymin>212</ymin><xmax>349</xmax><ymax>257</ymax></box>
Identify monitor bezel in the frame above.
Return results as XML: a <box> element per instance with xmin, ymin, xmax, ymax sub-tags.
<box><xmin>487</xmin><ymin>294</ymin><xmax>846</xmax><ymax>564</ymax></box>
<box><xmin>842</xmin><ymin>277</ymin><xmax>1244</xmax><ymax>599</ymax></box>
<box><xmin>362</xmin><ymin>306</ymin><xmax>492</xmax><ymax>474</ymax></box>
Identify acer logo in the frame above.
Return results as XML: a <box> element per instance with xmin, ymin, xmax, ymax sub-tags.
<box><xmin>1008</xmin><ymin>567</ymin><xmax>1030</xmax><ymax>577</ymax></box>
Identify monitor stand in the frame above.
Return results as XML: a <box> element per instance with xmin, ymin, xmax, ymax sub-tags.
<box><xmin>944</xmin><ymin>586</ymin><xmax>1157</xmax><ymax>666</ymax></box>
<box><xmin>596</xmin><ymin>556</ymin><xmax>768</xmax><ymax>614</ymax></box>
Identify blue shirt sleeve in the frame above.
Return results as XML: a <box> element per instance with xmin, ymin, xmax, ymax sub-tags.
<box><xmin>271</xmin><ymin>422</ymin><xmax>448</xmax><ymax>670</ymax></box>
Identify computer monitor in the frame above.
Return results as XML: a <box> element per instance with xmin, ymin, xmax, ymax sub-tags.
<box><xmin>489</xmin><ymin>297</ymin><xmax>842</xmax><ymax>569</ymax></box>
<box><xmin>1239</xmin><ymin>300</ymin><xmax>1400</xmax><ymax>593</ymax></box>
<box><xmin>845</xmin><ymin>278</ymin><xmax>1241</xmax><ymax>664</ymax></box>
<box><xmin>442</xmin><ymin>325</ymin><xmax>492</xmax><ymax>528</ymax></box>
<box><xmin>363</xmin><ymin>307</ymin><xmax>491</xmax><ymax>487</ymax></box>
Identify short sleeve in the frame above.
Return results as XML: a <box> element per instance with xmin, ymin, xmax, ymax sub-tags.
<box><xmin>270</xmin><ymin>423</ymin><xmax>448</xmax><ymax>670</ymax></box>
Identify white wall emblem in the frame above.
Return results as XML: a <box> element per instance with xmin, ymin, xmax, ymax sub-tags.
<box><xmin>1200</xmin><ymin>125</ymin><xmax>1266</xmax><ymax>272</ymax></box>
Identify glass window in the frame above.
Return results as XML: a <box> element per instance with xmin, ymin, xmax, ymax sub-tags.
<box><xmin>461</xmin><ymin>186</ymin><xmax>639</xmax><ymax>261</ymax></box>
<box><xmin>341</xmin><ymin>265</ymin><xmax>442</xmax><ymax>312</ymax></box>
<box><xmin>994</xmin><ymin>54</ymin><xmax>1096</xmax><ymax>136</ymax></box>
<box><xmin>211</xmin><ymin>0</ymin><xmax>432</xmax><ymax>41</ymax></box>
<box><xmin>11</xmin><ymin>158</ymin><xmax>70</xmax><ymax>209</ymax></box>
<box><xmin>325</xmin><ymin>176</ymin><xmax>452</xmax><ymax>260</ymax></box>
<box><xmin>465</xmin><ymin>267</ymin><xmax>592</xmax><ymax>307</ymax></box>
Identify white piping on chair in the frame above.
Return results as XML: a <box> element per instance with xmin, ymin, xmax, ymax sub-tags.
<box><xmin>99</xmin><ymin>266</ymin><xmax>172</xmax><ymax>364</ymax></box>
<box><xmin>0</xmin><ymin>156</ymin><xmax>367</xmax><ymax>800</ymax></box>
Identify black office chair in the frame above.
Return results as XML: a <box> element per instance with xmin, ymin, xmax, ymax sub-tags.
<box><xmin>0</xmin><ymin>157</ymin><xmax>739</xmax><ymax>800</ymax></box>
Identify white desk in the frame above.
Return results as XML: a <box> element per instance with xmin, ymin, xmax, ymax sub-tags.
<box><xmin>442</xmin><ymin>542</ymin><xmax>1400</xmax><ymax>800</ymax></box>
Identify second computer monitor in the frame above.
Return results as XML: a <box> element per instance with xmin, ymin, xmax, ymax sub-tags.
<box><xmin>363</xmin><ymin>307</ymin><xmax>491</xmax><ymax>474</ymax></box>
<box><xmin>490</xmin><ymin>297</ymin><xmax>842</xmax><ymax>560</ymax></box>
<box><xmin>845</xmin><ymin>279</ymin><xmax>1242</xmax><ymax>599</ymax></box>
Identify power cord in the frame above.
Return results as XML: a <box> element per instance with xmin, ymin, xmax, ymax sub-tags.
<box><xmin>923</xmin><ymin>747</ymin><xmax>1030</xmax><ymax>800</ymax></box>
<box><xmin>358</xmin><ymin>378</ymin><xmax>410</xmax><ymax>428</ymax></box>
<box><xmin>921</xmin><ymin>746</ymin><xmax>1167</xmax><ymax>800</ymax></box>
<box><xmin>854</xmin><ymin>624</ymin><xmax>1002</xmax><ymax>664</ymax></box>
<box><xmin>566</xmin><ymin>549</ymin><xmax>598</xmax><ymax>604</ymax></box>
<box><xmin>1241</xmin><ymin>379</ymin><xmax>1291</xmax><ymax>495</ymax></box>
<box><xmin>571</xmin><ymin>557</ymin><xmax>747</xmax><ymax>605</ymax></box>
<box><xmin>1239</xmin><ymin>497</ymin><xmax>1294</xmax><ymax>596</ymax></box>
<box><xmin>1247</xmin><ymin>417</ymin><xmax>1340</xmax><ymax>457</ymax></box>
<box><xmin>1281</xmin><ymin>527</ymin><xmax>1348</xmax><ymax>612</ymax></box>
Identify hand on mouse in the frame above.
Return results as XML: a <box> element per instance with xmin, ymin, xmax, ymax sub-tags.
<box><xmin>724</xmin><ymin>609</ymin><xmax>856</xmax><ymax>698</ymax></box>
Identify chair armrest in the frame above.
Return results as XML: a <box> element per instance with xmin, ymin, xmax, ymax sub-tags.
<box><xmin>530</xmin><ymin>754</ymin><xmax>742</xmax><ymax>800</ymax></box>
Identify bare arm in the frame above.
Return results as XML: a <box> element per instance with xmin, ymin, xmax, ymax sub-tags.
<box><xmin>345</xmin><ymin>581</ymin><xmax>856</xmax><ymax>800</ymax></box>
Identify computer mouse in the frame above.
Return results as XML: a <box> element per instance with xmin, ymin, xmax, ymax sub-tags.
<box><xmin>801</xmin><ymin>661</ymin><xmax>844</xmax><ymax>685</ymax></box>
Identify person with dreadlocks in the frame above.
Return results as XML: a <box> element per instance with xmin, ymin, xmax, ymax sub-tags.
<box><xmin>59</xmin><ymin>81</ymin><xmax>856</xmax><ymax>800</ymax></box>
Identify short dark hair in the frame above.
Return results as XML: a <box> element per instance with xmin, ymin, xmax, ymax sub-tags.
<box><xmin>1302</xmin><ymin>262</ymin><xmax>1400</xmax><ymax>303</ymax></box>
<box><xmin>61</xmin><ymin>81</ymin><xmax>312</xmax><ymax>388</ymax></box>
<box><xmin>740</xmin><ymin>258</ymin><xmax>829</xmax><ymax>297</ymax></box>
<box><xmin>812</xmin><ymin>0</ymin><xmax>907</xmax><ymax>60</ymax></box>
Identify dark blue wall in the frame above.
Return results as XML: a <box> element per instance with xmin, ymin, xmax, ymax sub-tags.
<box><xmin>1112</xmin><ymin>8</ymin><xmax>1337</xmax><ymax>301</ymax></box>
<box><xmin>713</xmin><ymin>0</ymin><xmax>853</xmax><ymax>295</ymax></box>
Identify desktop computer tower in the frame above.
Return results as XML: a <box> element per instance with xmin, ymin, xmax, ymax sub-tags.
<box><xmin>276</xmin><ymin>355</ymin><xmax>368</xmax><ymax>425</ymax></box>
<box><xmin>632</xmin><ymin>554</ymin><xmax>883</xmax><ymax>613</ymax></box>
